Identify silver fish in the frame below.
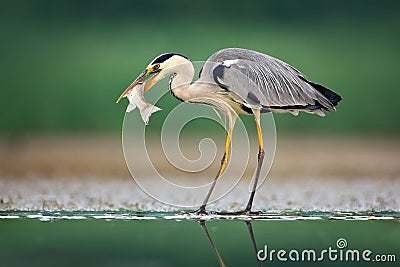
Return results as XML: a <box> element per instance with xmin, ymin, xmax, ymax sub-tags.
<box><xmin>125</xmin><ymin>82</ymin><xmax>161</xmax><ymax>125</ymax></box>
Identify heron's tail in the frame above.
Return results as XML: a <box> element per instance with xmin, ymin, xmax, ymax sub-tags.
<box><xmin>308</xmin><ymin>81</ymin><xmax>342</xmax><ymax>107</ymax></box>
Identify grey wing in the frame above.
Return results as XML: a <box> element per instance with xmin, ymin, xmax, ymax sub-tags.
<box><xmin>200</xmin><ymin>48</ymin><xmax>339</xmax><ymax>112</ymax></box>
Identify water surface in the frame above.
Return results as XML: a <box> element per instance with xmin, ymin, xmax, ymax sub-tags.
<box><xmin>1</xmin><ymin>211</ymin><xmax>398</xmax><ymax>267</ymax></box>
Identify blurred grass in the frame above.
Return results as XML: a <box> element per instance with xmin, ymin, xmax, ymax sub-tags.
<box><xmin>0</xmin><ymin>1</ymin><xmax>399</xmax><ymax>137</ymax></box>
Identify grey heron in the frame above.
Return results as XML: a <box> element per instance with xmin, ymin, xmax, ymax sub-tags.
<box><xmin>116</xmin><ymin>48</ymin><xmax>342</xmax><ymax>214</ymax></box>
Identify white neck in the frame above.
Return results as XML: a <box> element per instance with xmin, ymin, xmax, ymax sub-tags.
<box><xmin>168</xmin><ymin>59</ymin><xmax>195</xmax><ymax>101</ymax></box>
<box><xmin>160</xmin><ymin>56</ymin><xmax>214</xmax><ymax>102</ymax></box>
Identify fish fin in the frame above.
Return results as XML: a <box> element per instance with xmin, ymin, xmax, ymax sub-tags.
<box><xmin>140</xmin><ymin>104</ymin><xmax>162</xmax><ymax>125</ymax></box>
<box><xmin>126</xmin><ymin>102</ymin><xmax>137</xmax><ymax>113</ymax></box>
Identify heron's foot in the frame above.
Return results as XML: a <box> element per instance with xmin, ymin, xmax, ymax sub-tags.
<box><xmin>191</xmin><ymin>206</ymin><xmax>209</xmax><ymax>216</ymax></box>
<box><xmin>217</xmin><ymin>210</ymin><xmax>261</xmax><ymax>216</ymax></box>
<box><xmin>245</xmin><ymin>210</ymin><xmax>262</xmax><ymax>216</ymax></box>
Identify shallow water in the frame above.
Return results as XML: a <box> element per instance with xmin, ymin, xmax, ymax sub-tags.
<box><xmin>0</xmin><ymin>211</ymin><xmax>399</xmax><ymax>267</ymax></box>
<box><xmin>1</xmin><ymin>177</ymin><xmax>399</xmax><ymax>212</ymax></box>
<box><xmin>1</xmin><ymin>161</ymin><xmax>399</xmax><ymax>266</ymax></box>
<box><xmin>0</xmin><ymin>210</ymin><xmax>399</xmax><ymax>221</ymax></box>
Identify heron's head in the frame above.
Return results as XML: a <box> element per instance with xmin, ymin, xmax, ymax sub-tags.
<box><xmin>116</xmin><ymin>53</ymin><xmax>189</xmax><ymax>103</ymax></box>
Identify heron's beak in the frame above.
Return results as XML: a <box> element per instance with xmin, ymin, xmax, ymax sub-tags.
<box><xmin>144</xmin><ymin>73</ymin><xmax>161</xmax><ymax>92</ymax></box>
<box><xmin>116</xmin><ymin>69</ymin><xmax>150</xmax><ymax>103</ymax></box>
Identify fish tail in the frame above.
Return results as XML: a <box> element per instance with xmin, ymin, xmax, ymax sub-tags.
<box><xmin>140</xmin><ymin>104</ymin><xmax>162</xmax><ymax>125</ymax></box>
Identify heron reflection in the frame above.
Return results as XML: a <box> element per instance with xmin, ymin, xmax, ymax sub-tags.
<box><xmin>198</xmin><ymin>219</ymin><xmax>261</xmax><ymax>267</ymax></box>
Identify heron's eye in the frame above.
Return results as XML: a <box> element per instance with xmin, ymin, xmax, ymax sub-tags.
<box><xmin>153</xmin><ymin>64</ymin><xmax>160</xmax><ymax>70</ymax></box>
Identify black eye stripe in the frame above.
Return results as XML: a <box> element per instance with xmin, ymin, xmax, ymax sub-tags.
<box><xmin>150</xmin><ymin>53</ymin><xmax>188</xmax><ymax>65</ymax></box>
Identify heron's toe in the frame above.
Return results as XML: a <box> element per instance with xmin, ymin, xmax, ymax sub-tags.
<box><xmin>216</xmin><ymin>210</ymin><xmax>262</xmax><ymax>216</ymax></box>
<box><xmin>191</xmin><ymin>208</ymin><xmax>209</xmax><ymax>216</ymax></box>
<box><xmin>245</xmin><ymin>210</ymin><xmax>262</xmax><ymax>216</ymax></box>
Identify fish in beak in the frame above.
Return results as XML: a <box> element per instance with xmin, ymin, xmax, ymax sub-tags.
<box><xmin>125</xmin><ymin>82</ymin><xmax>161</xmax><ymax>125</ymax></box>
<box><xmin>115</xmin><ymin>65</ymin><xmax>163</xmax><ymax>125</ymax></box>
<box><xmin>116</xmin><ymin>69</ymin><xmax>150</xmax><ymax>104</ymax></box>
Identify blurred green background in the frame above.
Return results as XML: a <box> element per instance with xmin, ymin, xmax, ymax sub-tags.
<box><xmin>1</xmin><ymin>0</ymin><xmax>399</xmax><ymax>137</ymax></box>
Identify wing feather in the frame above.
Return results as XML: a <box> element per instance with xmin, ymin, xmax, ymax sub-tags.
<box><xmin>199</xmin><ymin>48</ymin><xmax>336</xmax><ymax>111</ymax></box>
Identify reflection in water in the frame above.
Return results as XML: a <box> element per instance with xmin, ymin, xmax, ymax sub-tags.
<box><xmin>199</xmin><ymin>220</ymin><xmax>226</xmax><ymax>267</ymax></box>
<box><xmin>0</xmin><ymin>213</ymin><xmax>398</xmax><ymax>266</ymax></box>
<box><xmin>245</xmin><ymin>221</ymin><xmax>262</xmax><ymax>267</ymax></box>
<box><xmin>198</xmin><ymin>220</ymin><xmax>261</xmax><ymax>267</ymax></box>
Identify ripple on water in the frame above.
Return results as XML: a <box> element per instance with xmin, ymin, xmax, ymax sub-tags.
<box><xmin>0</xmin><ymin>211</ymin><xmax>398</xmax><ymax>222</ymax></box>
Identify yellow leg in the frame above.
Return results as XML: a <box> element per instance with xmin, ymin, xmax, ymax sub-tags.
<box><xmin>245</xmin><ymin>109</ymin><xmax>265</xmax><ymax>213</ymax></box>
<box><xmin>254</xmin><ymin>109</ymin><xmax>263</xmax><ymax>151</ymax></box>
<box><xmin>198</xmin><ymin>114</ymin><xmax>237</xmax><ymax>213</ymax></box>
<box><xmin>215</xmin><ymin>127</ymin><xmax>232</xmax><ymax>177</ymax></box>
